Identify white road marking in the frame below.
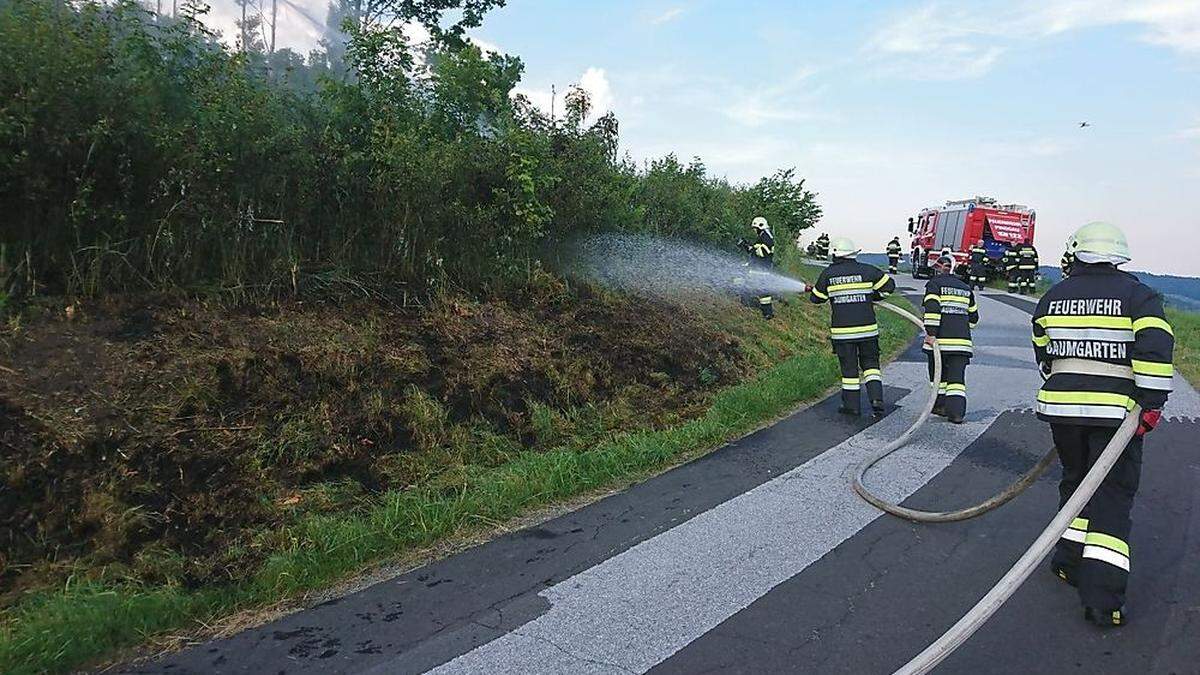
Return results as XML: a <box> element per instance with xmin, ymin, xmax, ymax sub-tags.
<box><xmin>423</xmin><ymin>294</ymin><xmax>1044</xmax><ymax>674</ymax></box>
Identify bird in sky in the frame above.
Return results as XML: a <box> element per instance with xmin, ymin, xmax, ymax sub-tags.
<box><xmin>1079</xmin><ymin>121</ymin><xmax>1091</xmax><ymax>128</ymax></box>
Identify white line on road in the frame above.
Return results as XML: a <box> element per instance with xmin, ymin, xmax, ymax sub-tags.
<box><xmin>422</xmin><ymin>295</ymin><xmax>1044</xmax><ymax>674</ymax></box>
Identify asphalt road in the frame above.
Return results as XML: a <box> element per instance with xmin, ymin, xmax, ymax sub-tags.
<box><xmin>126</xmin><ymin>283</ymin><xmax>1200</xmax><ymax>675</ymax></box>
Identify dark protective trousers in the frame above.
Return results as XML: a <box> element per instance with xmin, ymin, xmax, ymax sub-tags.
<box><xmin>1007</xmin><ymin>269</ymin><xmax>1020</xmax><ymax>293</ymax></box>
<box><xmin>926</xmin><ymin>352</ymin><xmax>969</xmax><ymax>419</ymax></box>
<box><xmin>1018</xmin><ymin>269</ymin><xmax>1037</xmax><ymax>294</ymax></box>
<box><xmin>1051</xmin><ymin>424</ymin><xmax>1142</xmax><ymax>611</ymax></box>
<box><xmin>747</xmin><ymin>270</ymin><xmax>774</xmax><ymax>319</ymax></box>
<box><xmin>888</xmin><ymin>255</ymin><xmax>900</xmax><ymax>274</ymax></box>
<box><xmin>969</xmin><ymin>264</ymin><xmax>987</xmax><ymax>289</ymax></box>
<box><xmin>835</xmin><ymin>339</ymin><xmax>882</xmax><ymax>413</ymax></box>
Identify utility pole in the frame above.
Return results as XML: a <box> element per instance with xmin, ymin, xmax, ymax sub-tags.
<box><xmin>550</xmin><ymin>84</ymin><xmax>556</xmax><ymax>123</ymax></box>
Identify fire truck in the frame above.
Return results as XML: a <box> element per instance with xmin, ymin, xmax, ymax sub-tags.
<box><xmin>908</xmin><ymin>196</ymin><xmax>1036</xmax><ymax>279</ymax></box>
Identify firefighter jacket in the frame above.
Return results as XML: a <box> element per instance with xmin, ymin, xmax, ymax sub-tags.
<box><xmin>924</xmin><ymin>273</ymin><xmax>978</xmax><ymax>356</ymax></box>
<box><xmin>816</xmin><ymin>234</ymin><xmax>830</xmax><ymax>256</ymax></box>
<box><xmin>969</xmin><ymin>245</ymin><xmax>987</xmax><ymax>267</ymax></box>
<box><xmin>887</xmin><ymin>239</ymin><xmax>902</xmax><ymax>256</ymax></box>
<box><xmin>1017</xmin><ymin>243</ymin><xmax>1039</xmax><ymax>271</ymax></box>
<box><xmin>745</xmin><ymin>230</ymin><xmax>774</xmax><ymax>271</ymax></box>
<box><xmin>810</xmin><ymin>260</ymin><xmax>896</xmax><ymax>342</ymax></box>
<box><xmin>1032</xmin><ymin>263</ymin><xmax>1174</xmax><ymax>427</ymax></box>
<box><xmin>1003</xmin><ymin>248</ymin><xmax>1020</xmax><ymax>273</ymax></box>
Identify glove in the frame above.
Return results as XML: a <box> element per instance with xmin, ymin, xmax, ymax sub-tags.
<box><xmin>1136</xmin><ymin>409</ymin><xmax>1162</xmax><ymax>437</ymax></box>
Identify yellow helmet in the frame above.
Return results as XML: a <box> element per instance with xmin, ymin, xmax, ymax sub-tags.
<box><xmin>1068</xmin><ymin>221</ymin><xmax>1130</xmax><ymax>264</ymax></box>
<box><xmin>829</xmin><ymin>237</ymin><xmax>860</xmax><ymax>259</ymax></box>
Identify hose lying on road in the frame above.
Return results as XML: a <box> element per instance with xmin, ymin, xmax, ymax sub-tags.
<box><xmin>840</xmin><ymin>298</ymin><xmax>1141</xmax><ymax>673</ymax></box>
<box><xmin>854</xmin><ymin>300</ymin><xmax>1059</xmax><ymax>522</ymax></box>
<box><xmin>893</xmin><ymin>409</ymin><xmax>1140</xmax><ymax>675</ymax></box>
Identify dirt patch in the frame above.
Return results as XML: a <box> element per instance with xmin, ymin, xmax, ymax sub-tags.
<box><xmin>0</xmin><ymin>284</ymin><xmax>747</xmax><ymax>600</ymax></box>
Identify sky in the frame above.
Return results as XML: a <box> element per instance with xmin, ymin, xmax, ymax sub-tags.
<box><xmin>203</xmin><ymin>1</ymin><xmax>1200</xmax><ymax>275</ymax></box>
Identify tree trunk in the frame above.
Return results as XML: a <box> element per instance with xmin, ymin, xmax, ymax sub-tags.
<box><xmin>269</xmin><ymin>0</ymin><xmax>278</xmax><ymax>53</ymax></box>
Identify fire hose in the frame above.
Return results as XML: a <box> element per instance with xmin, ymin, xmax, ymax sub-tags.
<box><xmin>857</xmin><ymin>301</ymin><xmax>1059</xmax><ymax>522</ymax></box>
<box><xmin>849</xmin><ymin>299</ymin><xmax>1141</xmax><ymax>674</ymax></box>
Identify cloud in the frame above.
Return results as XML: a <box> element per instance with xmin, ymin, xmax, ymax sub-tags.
<box><xmin>866</xmin><ymin>4</ymin><xmax>1007</xmax><ymax>80</ymax></box>
<box><xmin>512</xmin><ymin>67</ymin><xmax>614</xmax><ymax>124</ymax></box>
<box><xmin>867</xmin><ymin>0</ymin><xmax>1200</xmax><ymax>80</ymax></box>
<box><xmin>717</xmin><ymin>67</ymin><xmax>823</xmax><ymax>127</ymax></box>
<box><xmin>1027</xmin><ymin>1</ymin><xmax>1200</xmax><ymax>53</ymax></box>
<box><xmin>1177</xmin><ymin>124</ymin><xmax>1200</xmax><ymax>140</ymax></box>
<box><xmin>579</xmin><ymin>67</ymin><xmax>615</xmax><ymax>117</ymax></box>
<box><xmin>468</xmin><ymin>35</ymin><xmax>503</xmax><ymax>56</ymax></box>
<box><xmin>649</xmin><ymin>7</ymin><xmax>685</xmax><ymax>26</ymax></box>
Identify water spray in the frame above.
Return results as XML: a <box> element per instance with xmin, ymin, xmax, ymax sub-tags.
<box><xmin>564</xmin><ymin>233</ymin><xmax>808</xmax><ymax>301</ymax></box>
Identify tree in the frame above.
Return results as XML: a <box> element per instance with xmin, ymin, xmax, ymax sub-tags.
<box><xmin>235</xmin><ymin>0</ymin><xmax>265</xmax><ymax>53</ymax></box>
<box><xmin>330</xmin><ymin>0</ymin><xmax>507</xmax><ymax>46</ymax></box>
<box><xmin>738</xmin><ymin>169</ymin><xmax>822</xmax><ymax>244</ymax></box>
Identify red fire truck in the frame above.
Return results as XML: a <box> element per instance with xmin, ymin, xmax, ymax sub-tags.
<box><xmin>908</xmin><ymin>196</ymin><xmax>1036</xmax><ymax>279</ymax></box>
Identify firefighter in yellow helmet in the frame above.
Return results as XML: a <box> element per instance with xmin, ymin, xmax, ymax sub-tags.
<box><xmin>968</xmin><ymin>239</ymin><xmax>988</xmax><ymax>290</ymax></box>
<box><xmin>1003</xmin><ymin>245</ymin><xmax>1021</xmax><ymax>293</ymax></box>
<box><xmin>1032</xmin><ymin>222</ymin><xmax>1175</xmax><ymax>627</ymax></box>
<box><xmin>886</xmin><ymin>236</ymin><xmax>903</xmax><ymax>274</ymax></box>
<box><xmin>738</xmin><ymin>216</ymin><xmax>775</xmax><ymax>319</ymax></box>
<box><xmin>809</xmin><ymin>237</ymin><xmax>896</xmax><ymax>417</ymax></box>
<box><xmin>1061</xmin><ymin>249</ymin><xmax>1075</xmax><ymax>279</ymax></box>
<box><xmin>815</xmin><ymin>232</ymin><xmax>830</xmax><ymax>260</ymax></box>
<box><xmin>1016</xmin><ymin>238</ymin><xmax>1040</xmax><ymax>294</ymax></box>
<box><xmin>924</xmin><ymin>255</ymin><xmax>979</xmax><ymax>423</ymax></box>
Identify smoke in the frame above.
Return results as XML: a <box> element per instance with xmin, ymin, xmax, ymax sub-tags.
<box><xmin>562</xmin><ymin>233</ymin><xmax>809</xmax><ymax>302</ymax></box>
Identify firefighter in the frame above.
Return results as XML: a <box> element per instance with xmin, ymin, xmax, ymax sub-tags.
<box><xmin>809</xmin><ymin>237</ymin><xmax>896</xmax><ymax>417</ymax></box>
<box><xmin>923</xmin><ymin>255</ymin><xmax>979</xmax><ymax>424</ymax></box>
<box><xmin>816</xmin><ymin>232</ymin><xmax>831</xmax><ymax>260</ymax></box>
<box><xmin>1061</xmin><ymin>250</ymin><xmax>1075</xmax><ymax>279</ymax></box>
<box><xmin>968</xmin><ymin>239</ymin><xmax>988</xmax><ymax>290</ymax></box>
<box><xmin>806</xmin><ymin>241</ymin><xmax>817</xmax><ymax>258</ymax></box>
<box><xmin>1003</xmin><ymin>246</ymin><xmax>1021</xmax><ymax>294</ymax></box>
<box><xmin>738</xmin><ymin>216</ymin><xmax>775</xmax><ymax>319</ymax></box>
<box><xmin>1032</xmin><ymin>222</ymin><xmax>1174</xmax><ymax>627</ymax></box>
<box><xmin>1017</xmin><ymin>238</ymin><xmax>1039</xmax><ymax>294</ymax></box>
<box><xmin>886</xmin><ymin>236</ymin><xmax>903</xmax><ymax>274</ymax></box>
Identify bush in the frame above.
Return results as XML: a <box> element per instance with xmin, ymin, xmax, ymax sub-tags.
<box><xmin>0</xmin><ymin>0</ymin><xmax>822</xmax><ymax>303</ymax></box>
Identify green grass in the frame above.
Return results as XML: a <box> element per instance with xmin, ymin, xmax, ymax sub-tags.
<box><xmin>0</xmin><ymin>297</ymin><xmax>915</xmax><ymax>675</ymax></box>
<box><xmin>1167</xmin><ymin>309</ymin><xmax>1199</xmax><ymax>386</ymax></box>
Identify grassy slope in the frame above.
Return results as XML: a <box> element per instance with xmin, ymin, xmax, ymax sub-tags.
<box><xmin>0</xmin><ymin>269</ymin><xmax>915</xmax><ymax>674</ymax></box>
<box><xmin>1166</xmin><ymin>309</ymin><xmax>1199</xmax><ymax>386</ymax></box>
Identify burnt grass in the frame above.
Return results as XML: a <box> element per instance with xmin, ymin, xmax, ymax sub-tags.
<box><xmin>0</xmin><ymin>278</ymin><xmax>751</xmax><ymax>603</ymax></box>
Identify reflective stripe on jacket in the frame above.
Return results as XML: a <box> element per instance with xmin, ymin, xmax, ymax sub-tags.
<box><xmin>924</xmin><ymin>273</ymin><xmax>979</xmax><ymax>355</ymax></box>
<box><xmin>1032</xmin><ymin>263</ymin><xmax>1174</xmax><ymax>426</ymax></box>
<box><xmin>811</xmin><ymin>259</ymin><xmax>896</xmax><ymax>342</ymax></box>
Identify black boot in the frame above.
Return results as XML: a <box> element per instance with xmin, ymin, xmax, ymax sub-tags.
<box><xmin>1084</xmin><ymin>605</ymin><xmax>1127</xmax><ymax>628</ymax></box>
<box><xmin>871</xmin><ymin>400</ymin><xmax>885</xmax><ymax>418</ymax></box>
<box><xmin>1050</xmin><ymin>563</ymin><xmax>1077</xmax><ymax>587</ymax></box>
